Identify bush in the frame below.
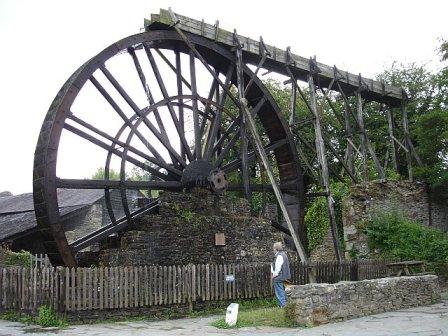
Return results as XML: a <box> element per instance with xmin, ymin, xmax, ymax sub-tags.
<box><xmin>36</xmin><ymin>305</ymin><xmax>66</xmax><ymax>327</ymax></box>
<box><xmin>365</xmin><ymin>210</ymin><xmax>448</xmax><ymax>272</ymax></box>
<box><xmin>0</xmin><ymin>248</ymin><xmax>32</xmax><ymax>267</ymax></box>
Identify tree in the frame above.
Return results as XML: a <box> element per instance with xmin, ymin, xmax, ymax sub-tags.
<box><xmin>378</xmin><ymin>40</ymin><xmax>448</xmax><ymax>185</ymax></box>
<box><xmin>90</xmin><ymin>167</ymin><xmax>121</xmax><ymax>180</ymax></box>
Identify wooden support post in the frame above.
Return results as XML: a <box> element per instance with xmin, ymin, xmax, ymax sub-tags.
<box><xmin>308</xmin><ymin>60</ymin><xmax>343</xmax><ymax>264</ymax></box>
<box><xmin>356</xmin><ymin>90</ymin><xmax>368</xmax><ymax>181</ymax></box>
<box><xmin>386</xmin><ymin>107</ymin><xmax>400</xmax><ymax>173</ymax></box>
<box><xmin>401</xmin><ymin>93</ymin><xmax>413</xmax><ymax>181</ymax></box>
<box><xmin>356</xmin><ymin>76</ymin><xmax>385</xmax><ymax>180</ymax></box>
<box><xmin>235</xmin><ymin>33</ymin><xmax>252</xmax><ymax>204</ymax></box>
<box><xmin>342</xmin><ymin>90</ymin><xmax>355</xmax><ymax>179</ymax></box>
<box><xmin>289</xmin><ymin>77</ymin><xmax>297</xmax><ymax>125</ymax></box>
<box><xmin>241</xmin><ymin>97</ymin><xmax>314</xmax><ymax>282</ymax></box>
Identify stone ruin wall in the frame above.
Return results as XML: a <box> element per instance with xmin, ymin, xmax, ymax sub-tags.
<box><xmin>97</xmin><ymin>190</ymin><xmax>283</xmax><ymax>266</ymax></box>
<box><xmin>343</xmin><ymin>180</ymin><xmax>448</xmax><ymax>259</ymax></box>
<box><xmin>308</xmin><ymin>180</ymin><xmax>448</xmax><ymax>261</ymax></box>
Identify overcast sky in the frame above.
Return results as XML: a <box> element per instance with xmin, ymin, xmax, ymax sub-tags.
<box><xmin>0</xmin><ymin>0</ymin><xmax>446</xmax><ymax>195</ymax></box>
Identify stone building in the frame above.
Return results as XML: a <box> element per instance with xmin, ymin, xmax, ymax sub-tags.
<box><xmin>0</xmin><ymin>189</ymin><xmax>141</xmax><ymax>253</ymax></box>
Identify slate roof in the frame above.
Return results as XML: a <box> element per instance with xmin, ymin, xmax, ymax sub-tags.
<box><xmin>0</xmin><ymin>189</ymin><xmax>104</xmax><ymax>214</ymax></box>
<box><xmin>0</xmin><ymin>189</ymin><xmax>105</xmax><ymax>241</ymax></box>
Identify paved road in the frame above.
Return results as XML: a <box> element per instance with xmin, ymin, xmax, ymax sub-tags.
<box><xmin>1</xmin><ymin>301</ymin><xmax>448</xmax><ymax>335</ymax></box>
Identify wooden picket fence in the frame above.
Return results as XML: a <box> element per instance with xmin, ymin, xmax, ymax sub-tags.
<box><xmin>0</xmin><ymin>260</ymin><xmax>389</xmax><ymax>313</ymax></box>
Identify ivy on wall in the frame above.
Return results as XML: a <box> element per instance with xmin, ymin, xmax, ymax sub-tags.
<box><xmin>305</xmin><ymin>181</ymin><xmax>348</xmax><ymax>251</ymax></box>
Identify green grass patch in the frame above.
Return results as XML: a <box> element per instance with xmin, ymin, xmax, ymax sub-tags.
<box><xmin>211</xmin><ymin>306</ymin><xmax>298</xmax><ymax>329</ymax></box>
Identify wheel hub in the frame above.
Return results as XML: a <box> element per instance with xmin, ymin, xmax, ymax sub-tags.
<box><xmin>180</xmin><ymin>160</ymin><xmax>227</xmax><ymax>193</ymax></box>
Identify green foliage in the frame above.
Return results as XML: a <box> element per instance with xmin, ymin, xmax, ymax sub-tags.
<box><xmin>413</xmin><ymin>109</ymin><xmax>448</xmax><ymax>186</ymax></box>
<box><xmin>0</xmin><ymin>248</ymin><xmax>32</xmax><ymax>267</ymax></box>
<box><xmin>36</xmin><ymin>305</ymin><xmax>67</xmax><ymax>327</ymax></box>
<box><xmin>377</xmin><ymin>40</ymin><xmax>448</xmax><ymax>186</ymax></box>
<box><xmin>90</xmin><ymin>167</ymin><xmax>121</xmax><ymax>180</ymax></box>
<box><xmin>305</xmin><ymin>181</ymin><xmax>348</xmax><ymax>251</ymax></box>
<box><xmin>365</xmin><ymin>210</ymin><xmax>448</xmax><ymax>271</ymax></box>
<box><xmin>169</xmin><ymin>202</ymin><xmax>196</xmax><ymax>223</ymax></box>
<box><xmin>0</xmin><ymin>306</ymin><xmax>66</xmax><ymax>328</ymax></box>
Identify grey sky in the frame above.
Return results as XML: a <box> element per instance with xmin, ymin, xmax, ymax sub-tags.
<box><xmin>0</xmin><ymin>0</ymin><xmax>446</xmax><ymax>195</ymax></box>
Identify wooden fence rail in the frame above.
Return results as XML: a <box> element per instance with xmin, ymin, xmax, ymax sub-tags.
<box><xmin>0</xmin><ymin>260</ymin><xmax>389</xmax><ymax>313</ymax></box>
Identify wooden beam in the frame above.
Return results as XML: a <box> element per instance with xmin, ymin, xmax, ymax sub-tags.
<box><xmin>386</xmin><ymin>107</ymin><xmax>400</xmax><ymax>172</ymax></box>
<box><xmin>402</xmin><ymin>97</ymin><xmax>413</xmax><ymax>180</ymax></box>
<box><xmin>308</xmin><ymin>64</ymin><xmax>343</xmax><ymax>264</ymax></box>
<box><xmin>145</xmin><ymin>9</ymin><xmax>404</xmax><ymax>107</ymax></box>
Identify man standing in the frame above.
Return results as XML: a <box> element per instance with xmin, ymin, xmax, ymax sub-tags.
<box><xmin>271</xmin><ymin>241</ymin><xmax>291</xmax><ymax>308</ymax></box>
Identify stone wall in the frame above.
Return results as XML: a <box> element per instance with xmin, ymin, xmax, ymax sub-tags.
<box><xmin>286</xmin><ymin>275</ymin><xmax>441</xmax><ymax>326</ymax></box>
<box><xmin>343</xmin><ymin>180</ymin><xmax>448</xmax><ymax>258</ymax></box>
<box><xmin>99</xmin><ymin>190</ymin><xmax>283</xmax><ymax>266</ymax></box>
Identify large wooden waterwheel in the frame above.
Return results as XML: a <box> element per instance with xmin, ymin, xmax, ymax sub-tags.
<box><xmin>33</xmin><ymin>28</ymin><xmax>305</xmax><ymax>266</ymax></box>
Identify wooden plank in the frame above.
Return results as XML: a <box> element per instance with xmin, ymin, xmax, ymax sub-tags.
<box><xmin>114</xmin><ymin>267</ymin><xmax>118</xmax><ymax>309</ymax></box>
<box><xmin>138</xmin><ymin>266</ymin><xmax>142</xmax><ymax>307</ymax></box>
<box><xmin>70</xmin><ymin>267</ymin><xmax>75</xmax><ymax>312</ymax></box>
<box><xmin>155</xmin><ymin>266</ymin><xmax>160</xmax><ymax>305</ymax></box>
<box><xmin>129</xmin><ymin>266</ymin><xmax>133</xmax><ymax>308</ymax></box>
<box><xmin>133</xmin><ymin>266</ymin><xmax>138</xmax><ymax>307</ymax></box>
<box><xmin>82</xmin><ymin>268</ymin><xmax>87</xmax><ymax>310</ymax></box>
<box><xmin>223</xmin><ymin>264</ymin><xmax>227</xmax><ymax>300</ymax></box>
<box><xmin>76</xmin><ymin>268</ymin><xmax>81</xmax><ymax>311</ymax></box>
<box><xmin>163</xmin><ymin>265</ymin><xmax>168</xmax><ymax>305</ymax></box>
<box><xmin>124</xmin><ymin>266</ymin><xmax>128</xmax><ymax>308</ymax></box>
<box><xmin>99</xmin><ymin>267</ymin><xmax>103</xmax><ymax>309</ymax></box>
<box><xmin>176</xmin><ymin>266</ymin><xmax>181</xmax><ymax>304</ymax></box>
<box><xmin>167</xmin><ymin>266</ymin><xmax>172</xmax><ymax>305</ymax></box>
<box><xmin>150</xmin><ymin>266</ymin><xmax>155</xmax><ymax>306</ymax></box>
<box><xmin>205</xmin><ymin>264</ymin><xmax>210</xmax><ymax>301</ymax></box>
<box><xmin>158</xmin><ymin>266</ymin><xmax>163</xmax><ymax>305</ymax></box>
<box><xmin>88</xmin><ymin>268</ymin><xmax>93</xmax><ymax>310</ymax></box>
<box><xmin>103</xmin><ymin>267</ymin><xmax>108</xmax><ymax>309</ymax></box>
<box><xmin>171</xmin><ymin>266</ymin><xmax>176</xmax><ymax>304</ymax></box>
<box><xmin>93</xmin><ymin>268</ymin><xmax>98</xmax><ymax>309</ymax></box>
<box><xmin>145</xmin><ymin>9</ymin><xmax>403</xmax><ymax>106</ymax></box>
<box><xmin>144</xmin><ymin>266</ymin><xmax>149</xmax><ymax>306</ymax></box>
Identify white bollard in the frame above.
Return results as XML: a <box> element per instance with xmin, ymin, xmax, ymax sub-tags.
<box><xmin>225</xmin><ymin>303</ymin><xmax>239</xmax><ymax>327</ymax></box>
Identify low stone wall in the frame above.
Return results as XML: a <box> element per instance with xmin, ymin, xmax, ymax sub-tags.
<box><xmin>286</xmin><ymin>275</ymin><xmax>441</xmax><ymax>326</ymax></box>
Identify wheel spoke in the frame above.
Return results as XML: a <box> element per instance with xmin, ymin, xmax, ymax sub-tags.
<box><xmin>175</xmin><ymin>50</ymin><xmax>186</xmax><ymax>161</ymax></box>
<box><xmin>56</xmin><ymin>178</ymin><xmax>181</xmax><ymax>190</ymax></box>
<box><xmin>100</xmin><ymin>65</ymin><xmax>187</xmax><ymax>167</ymax></box>
<box><xmin>90</xmin><ymin>75</ymin><xmax>165</xmax><ymax>163</ymax></box>
<box><xmin>211</xmin><ymin>97</ymin><xmax>267</xmax><ymax>158</ymax></box>
<box><xmin>63</xmin><ymin>123</ymin><xmax>170</xmax><ymax>180</ymax></box>
<box><xmin>154</xmin><ymin>48</ymin><xmax>191</xmax><ymax>90</ymax></box>
<box><xmin>127</xmin><ymin>47</ymin><xmax>180</xmax><ymax>164</ymax></box>
<box><xmin>174</xmin><ymin>32</ymin><xmax>241</xmax><ymax>108</ymax></box>
<box><xmin>68</xmin><ymin>114</ymin><xmax>182</xmax><ymax>177</ymax></box>
<box><xmin>213</xmin><ymin>131</ymin><xmax>239</xmax><ymax>168</ymax></box>
<box><xmin>204</xmin><ymin>65</ymin><xmax>234</xmax><ymax>160</ymax></box>
<box><xmin>189</xmin><ymin>50</ymin><xmax>201</xmax><ymax>159</ymax></box>
<box><xmin>199</xmin><ymin>75</ymin><xmax>219</xmax><ymax>148</ymax></box>
<box><xmin>143</xmin><ymin>44</ymin><xmax>194</xmax><ymax>162</ymax></box>
<box><xmin>222</xmin><ymin>139</ymin><xmax>288</xmax><ymax>173</ymax></box>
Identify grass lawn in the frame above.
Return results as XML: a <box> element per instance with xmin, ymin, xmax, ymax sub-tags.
<box><xmin>211</xmin><ymin>306</ymin><xmax>298</xmax><ymax>329</ymax></box>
